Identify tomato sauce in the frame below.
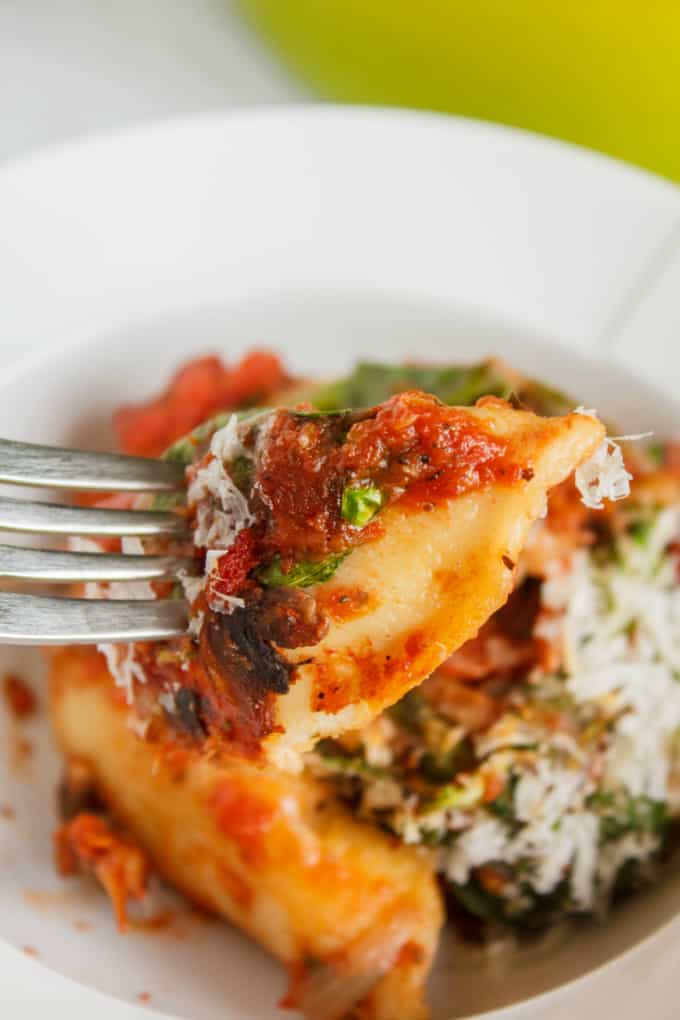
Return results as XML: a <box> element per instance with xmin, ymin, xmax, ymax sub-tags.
<box><xmin>254</xmin><ymin>391</ymin><xmax>523</xmax><ymax>563</ymax></box>
<box><xmin>211</xmin><ymin>780</ymin><xmax>279</xmax><ymax>866</ymax></box>
<box><xmin>114</xmin><ymin>350</ymin><xmax>287</xmax><ymax>457</ymax></box>
<box><xmin>55</xmin><ymin>812</ymin><xmax>150</xmax><ymax>931</ymax></box>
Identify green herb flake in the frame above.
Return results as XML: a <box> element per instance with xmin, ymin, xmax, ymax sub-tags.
<box><xmin>628</xmin><ymin>518</ymin><xmax>654</xmax><ymax>546</ymax></box>
<box><xmin>646</xmin><ymin>441</ymin><xmax>665</xmax><ymax>467</ymax></box>
<box><xmin>587</xmin><ymin>791</ymin><xmax>667</xmax><ymax>844</ymax></box>
<box><xmin>258</xmin><ymin>552</ymin><xmax>347</xmax><ymax>588</ymax></box>
<box><xmin>341</xmin><ymin>484</ymin><xmax>384</xmax><ymax>527</ymax></box>
<box><xmin>423</xmin><ymin>774</ymin><xmax>485</xmax><ymax>813</ymax></box>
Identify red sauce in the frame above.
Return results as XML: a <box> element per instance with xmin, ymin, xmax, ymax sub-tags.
<box><xmin>255</xmin><ymin>407</ymin><xmax>355</xmax><ymax>561</ymax></box>
<box><xmin>211</xmin><ymin>780</ymin><xmax>278</xmax><ymax>865</ymax></box>
<box><xmin>343</xmin><ymin>391</ymin><xmax>522</xmax><ymax>505</ymax></box>
<box><xmin>255</xmin><ymin>392</ymin><xmax>523</xmax><ymax>562</ymax></box>
<box><xmin>207</xmin><ymin>528</ymin><xmax>257</xmax><ymax>603</ymax></box>
<box><xmin>217</xmin><ymin>862</ymin><xmax>254</xmax><ymax>910</ymax></box>
<box><xmin>114</xmin><ymin>350</ymin><xmax>287</xmax><ymax>457</ymax></box>
<box><xmin>55</xmin><ymin>813</ymin><xmax>150</xmax><ymax>932</ymax></box>
<box><xmin>2</xmin><ymin>674</ymin><xmax>37</xmax><ymax>719</ymax></box>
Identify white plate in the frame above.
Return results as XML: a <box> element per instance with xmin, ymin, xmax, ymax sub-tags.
<box><xmin>1</xmin><ymin>107</ymin><xmax>680</xmax><ymax>1020</ymax></box>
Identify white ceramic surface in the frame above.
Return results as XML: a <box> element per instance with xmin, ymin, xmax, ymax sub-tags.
<box><xmin>1</xmin><ymin>108</ymin><xmax>680</xmax><ymax>1020</ymax></box>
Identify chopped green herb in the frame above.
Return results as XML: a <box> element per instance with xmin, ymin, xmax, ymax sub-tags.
<box><xmin>314</xmin><ymin>741</ymin><xmax>388</xmax><ymax>779</ymax></box>
<box><xmin>419</xmin><ymin>747</ymin><xmax>465</xmax><ymax>784</ymax></box>
<box><xmin>341</xmin><ymin>484</ymin><xmax>384</xmax><ymax>527</ymax></box>
<box><xmin>229</xmin><ymin>454</ymin><xmax>253</xmax><ymax>491</ymax></box>
<box><xmin>628</xmin><ymin>518</ymin><xmax>654</xmax><ymax>546</ymax></box>
<box><xmin>587</xmin><ymin>791</ymin><xmax>667</xmax><ymax>843</ymax></box>
<box><xmin>258</xmin><ymin>552</ymin><xmax>347</xmax><ymax>588</ymax></box>
<box><xmin>646</xmin><ymin>441</ymin><xmax>665</xmax><ymax>467</ymax></box>
<box><xmin>423</xmin><ymin>774</ymin><xmax>485</xmax><ymax>812</ymax></box>
<box><xmin>163</xmin><ymin>411</ymin><xmax>233</xmax><ymax>464</ymax></box>
<box><xmin>162</xmin><ymin>408</ymin><xmax>266</xmax><ymax>465</ymax></box>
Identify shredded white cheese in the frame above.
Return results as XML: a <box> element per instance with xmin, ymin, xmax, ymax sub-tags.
<box><xmin>572</xmin><ymin>407</ymin><xmax>637</xmax><ymax>510</ymax></box>
<box><xmin>314</xmin><ymin>500</ymin><xmax>680</xmax><ymax>916</ymax></box>
<box><xmin>178</xmin><ymin>569</ymin><xmax>204</xmax><ymax>607</ymax></box>
<box><xmin>70</xmin><ymin>536</ymin><xmax>152</xmax><ymax>699</ymax></box>
<box><xmin>574</xmin><ymin>438</ymin><xmax>632</xmax><ymax>510</ymax></box>
<box><xmin>186</xmin><ymin>416</ymin><xmax>255</xmax><ymax>618</ymax></box>
<box><xmin>97</xmin><ymin>642</ymin><xmax>147</xmax><ymax>705</ymax></box>
<box><xmin>188</xmin><ymin>415</ymin><xmax>254</xmax><ymax>550</ymax></box>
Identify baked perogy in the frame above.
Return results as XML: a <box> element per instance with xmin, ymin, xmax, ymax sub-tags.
<box><xmin>108</xmin><ymin>393</ymin><xmax>605</xmax><ymax>770</ymax></box>
<box><xmin>50</xmin><ymin>646</ymin><xmax>443</xmax><ymax>1020</ymax></box>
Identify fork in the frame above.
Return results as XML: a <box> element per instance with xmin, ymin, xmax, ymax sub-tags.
<box><xmin>0</xmin><ymin>438</ymin><xmax>192</xmax><ymax>644</ymax></box>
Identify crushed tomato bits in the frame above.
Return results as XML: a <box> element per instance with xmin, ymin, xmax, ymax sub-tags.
<box><xmin>2</xmin><ymin>674</ymin><xmax>37</xmax><ymax>719</ymax></box>
<box><xmin>114</xmin><ymin>350</ymin><xmax>287</xmax><ymax>457</ymax></box>
<box><xmin>207</xmin><ymin>528</ymin><xmax>257</xmax><ymax>602</ymax></box>
<box><xmin>341</xmin><ymin>391</ymin><xmax>523</xmax><ymax>508</ymax></box>
<box><xmin>55</xmin><ymin>813</ymin><xmax>150</xmax><ymax>931</ymax></box>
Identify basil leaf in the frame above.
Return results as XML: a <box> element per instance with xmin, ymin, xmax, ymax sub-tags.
<box><xmin>341</xmin><ymin>484</ymin><xmax>384</xmax><ymax>527</ymax></box>
<box><xmin>258</xmin><ymin>552</ymin><xmax>347</xmax><ymax>588</ymax></box>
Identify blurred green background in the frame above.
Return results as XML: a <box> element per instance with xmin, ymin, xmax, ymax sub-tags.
<box><xmin>238</xmin><ymin>0</ymin><xmax>680</xmax><ymax>182</ymax></box>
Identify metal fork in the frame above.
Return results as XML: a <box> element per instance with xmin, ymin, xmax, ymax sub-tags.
<box><xmin>0</xmin><ymin>438</ymin><xmax>192</xmax><ymax>644</ymax></box>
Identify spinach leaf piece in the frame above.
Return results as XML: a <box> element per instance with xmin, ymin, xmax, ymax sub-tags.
<box><xmin>305</xmin><ymin>359</ymin><xmax>576</xmax><ymax>416</ymax></box>
<box><xmin>587</xmin><ymin>791</ymin><xmax>667</xmax><ymax>843</ymax></box>
<box><xmin>258</xmin><ymin>552</ymin><xmax>347</xmax><ymax>588</ymax></box>
<box><xmin>308</xmin><ymin>360</ymin><xmax>512</xmax><ymax>411</ymax></box>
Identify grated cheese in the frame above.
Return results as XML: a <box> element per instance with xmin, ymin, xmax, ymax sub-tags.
<box><xmin>313</xmin><ymin>499</ymin><xmax>680</xmax><ymax>917</ymax></box>
<box><xmin>574</xmin><ymin>439</ymin><xmax>632</xmax><ymax>510</ymax></box>
<box><xmin>97</xmin><ymin>642</ymin><xmax>147</xmax><ymax>705</ymax></box>
<box><xmin>188</xmin><ymin>415</ymin><xmax>254</xmax><ymax>550</ymax></box>
<box><xmin>572</xmin><ymin>407</ymin><xmax>636</xmax><ymax>510</ymax></box>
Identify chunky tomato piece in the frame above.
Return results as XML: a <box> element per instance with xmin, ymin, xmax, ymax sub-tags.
<box><xmin>208</xmin><ymin>528</ymin><xmax>257</xmax><ymax>601</ymax></box>
<box><xmin>114</xmin><ymin>350</ymin><xmax>287</xmax><ymax>457</ymax></box>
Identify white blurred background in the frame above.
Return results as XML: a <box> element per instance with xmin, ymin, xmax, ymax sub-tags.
<box><xmin>0</xmin><ymin>0</ymin><xmax>304</xmax><ymax>162</ymax></box>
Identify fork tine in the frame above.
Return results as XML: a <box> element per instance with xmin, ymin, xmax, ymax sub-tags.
<box><xmin>0</xmin><ymin>592</ymin><xmax>189</xmax><ymax>643</ymax></box>
<box><xmin>0</xmin><ymin>496</ymin><xmax>185</xmax><ymax>537</ymax></box>
<box><xmin>0</xmin><ymin>438</ymin><xmax>185</xmax><ymax>492</ymax></box>
<box><xmin>0</xmin><ymin>545</ymin><xmax>197</xmax><ymax>583</ymax></box>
